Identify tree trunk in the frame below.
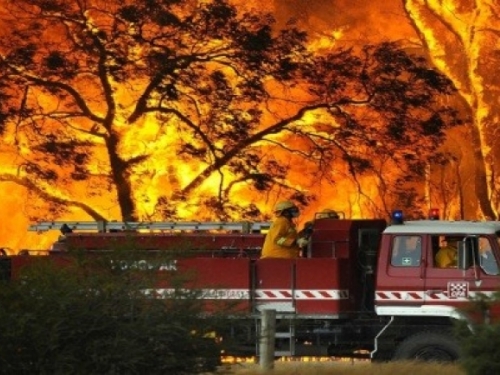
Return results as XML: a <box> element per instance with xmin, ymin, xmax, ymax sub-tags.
<box><xmin>106</xmin><ymin>133</ymin><xmax>137</xmax><ymax>222</ymax></box>
<box><xmin>403</xmin><ymin>0</ymin><xmax>499</xmax><ymax>220</ymax></box>
<box><xmin>470</xmin><ymin>124</ymin><xmax>497</xmax><ymax>219</ymax></box>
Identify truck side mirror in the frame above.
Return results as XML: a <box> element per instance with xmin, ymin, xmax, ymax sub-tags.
<box><xmin>457</xmin><ymin>241</ymin><xmax>471</xmax><ymax>270</ymax></box>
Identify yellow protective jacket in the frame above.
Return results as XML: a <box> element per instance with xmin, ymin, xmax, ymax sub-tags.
<box><xmin>435</xmin><ymin>246</ymin><xmax>457</xmax><ymax>268</ymax></box>
<box><xmin>261</xmin><ymin>216</ymin><xmax>300</xmax><ymax>259</ymax></box>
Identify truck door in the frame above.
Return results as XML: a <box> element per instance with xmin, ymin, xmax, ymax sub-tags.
<box><xmin>376</xmin><ymin>234</ymin><xmax>425</xmax><ymax>308</ymax></box>
<box><xmin>254</xmin><ymin>258</ymin><xmax>296</xmax><ymax>313</ymax></box>
<box><xmin>424</xmin><ymin>234</ymin><xmax>470</xmax><ymax>305</ymax></box>
<box><xmin>423</xmin><ymin>235</ymin><xmax>500</xmax><ymax>307</ymax></box>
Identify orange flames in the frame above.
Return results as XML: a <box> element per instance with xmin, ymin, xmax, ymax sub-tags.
<box><xmin>0</xmin><ymin>0</ymin><xmax>496</xmax><ymax>253</ymax></box>
<box><xmin>403</xmin><ymin>0</ymin><xmax>500</xmax><ymax>220</ymax></box>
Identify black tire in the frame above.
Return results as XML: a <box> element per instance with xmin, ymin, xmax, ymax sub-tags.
<box><xmin>392</xmin><ymin>331</ymin><xmax>460</xmax><ymax>362</ymax></box>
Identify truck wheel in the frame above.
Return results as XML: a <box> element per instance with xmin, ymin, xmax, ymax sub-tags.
<box><xmin>393</xmin><ymin>331</ymin><xmax>459</xmax><ymax>362</ymax></box>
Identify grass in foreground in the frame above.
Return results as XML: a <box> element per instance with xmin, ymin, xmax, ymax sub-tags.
<box><xmin>216</xmin><ymin>359</ymin><xmax>465</xmax><ymax>375</ymax></box>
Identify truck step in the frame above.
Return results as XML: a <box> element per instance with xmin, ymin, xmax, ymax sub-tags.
<box><xmin>275</xmin><ymin>332</ymin><xmax>294</xmax><ymax>339</ymax></box>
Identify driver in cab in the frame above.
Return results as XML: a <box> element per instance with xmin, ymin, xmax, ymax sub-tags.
<box><xmin>435</xmin><ymin>236</ymin><xmax>459</xmax><ymax>268</ymax></box>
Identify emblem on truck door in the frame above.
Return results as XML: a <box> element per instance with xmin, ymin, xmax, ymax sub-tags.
<box><xmin>448</xmin><ymin>281</ymin><xmax>469</xmax><ymax>299</ymax></box>
<box><xmin>401</xmin><ymin>257</ymin><xmax>413</xmax><ymax>266</ymax></box>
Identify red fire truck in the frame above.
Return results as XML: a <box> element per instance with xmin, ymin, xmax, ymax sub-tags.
<box><xmin>2</xmin><ymin>211</ymin><xmax>499</xmax><ymax>361</ymax></box>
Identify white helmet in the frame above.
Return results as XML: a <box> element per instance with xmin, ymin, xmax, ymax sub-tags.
<box><xmin>274</xmin><ymin>200</ymin><xmax>297</xmax><ymax>214</ymax></box>
<box><xmin>317</xmin><ymin>209</ymin><xmax>339</xmax><ymax>219</ymax></box>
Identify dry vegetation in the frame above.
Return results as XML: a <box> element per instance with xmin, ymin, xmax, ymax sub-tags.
<box><xmin>215</xmin><ymin>359</ymin><xmax>465</xmax><ymax>375</ymax></box>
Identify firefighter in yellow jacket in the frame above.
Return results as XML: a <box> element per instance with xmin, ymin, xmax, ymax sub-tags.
<box><xmin>435</xmin><ymin>237</ymin><xmax>458</xmax><ymax>268</ymax></box>
<box><xmin>261</xmin><ymin>201</ymin><xmax>308</xmax><ymax>259</ymax></box>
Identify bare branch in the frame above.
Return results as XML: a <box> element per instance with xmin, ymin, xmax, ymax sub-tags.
<box><xmin>0</xmin><ymin>173</ymin><xmax>107</xmax><ymax>221</ymax></box>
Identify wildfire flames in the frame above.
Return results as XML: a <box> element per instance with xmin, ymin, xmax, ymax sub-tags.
<box><xmin>0</xmin><ymin>0</ymin><xmax>498</xmax><ymax>253</ymax></box>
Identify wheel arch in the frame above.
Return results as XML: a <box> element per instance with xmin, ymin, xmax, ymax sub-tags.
<box><xmin>371</xmin><ymin>315</ymin><xmax>462</xmax><ymax>361</ymax></box>
<box><xmin>392</xmin><ymin>329</ymin><xmax>460</xmax><ymax>361</ymax></box>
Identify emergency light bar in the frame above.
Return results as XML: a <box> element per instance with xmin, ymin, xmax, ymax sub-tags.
<box><xmin>428</xmin><ymin>208</ymin><xmax>440</xmax><ymax>220</ymax></box>
<box><xmin>391</xmin><ymin>210</ymin><xmax>404</xmax><ymax>225</ymax></box>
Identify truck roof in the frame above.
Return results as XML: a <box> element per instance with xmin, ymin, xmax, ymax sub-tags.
<box><xmin>383</xmin><ymin>220</ymin><xmax>500</xmax><ymax>235</ymax></box>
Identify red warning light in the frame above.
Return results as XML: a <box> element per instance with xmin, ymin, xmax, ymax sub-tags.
<box><xmin>428</xmin><ymin>208</ymin><xmax>440</xmax><ymax>220</ymax></box>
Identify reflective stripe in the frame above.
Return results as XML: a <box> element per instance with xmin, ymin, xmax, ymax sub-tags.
<box><xmin>255</xmin><ymin>289</ymin><xmax>349</xmax><ymax>300</ymax></box>
<box><xmin>375</xmin><ymin>288</ymin><xmax>495</xmax><ymax>302</ymax></box>
<box><xmin>145</xmin><ymin>288</ymin><xmax>250</xmax><ymax>299</ymax></box>
<box><xmin>145</xmin><ymin>288</ymin><xmax>350</xmax><ymax>300</ymax></box>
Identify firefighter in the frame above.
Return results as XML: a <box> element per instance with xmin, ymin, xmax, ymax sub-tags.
<box><xmin>392</xmin><ymin>236</ymin><xmax>421</xmax><ymax>266</ymax></box>
<box><xmin>317</xmin><ymin>209</ymin><xmax>340</xmax><ymax>220</ymax></box>
<box><xmin>435</xmin><ymin>236</ymin><xmax>458</xmax><ymax>268</ymax></box>
<box><xmin>261</xmin><ymin>200</ymin><xmax>308</xmax><ymax>259</ymax></box>
<box><xmin>298</xmin><ymin>208</ymin><xmax>340</xmax><ymax>239</ymax></box>
<box><xmin>296</xmin><ymin>208</ymin><xmax>340</xmax><ymax>258</ymax></box>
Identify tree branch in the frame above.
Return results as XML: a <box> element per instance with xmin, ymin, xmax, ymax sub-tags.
<box><xmin>1</xmin><ymin>63</ymin><xmax>105</xmax><ymax>124</ymax></box>
<box><xmin>0</xmin><ymin>174</ymin><xmax>107</xmax><ymax>221</ymax></box>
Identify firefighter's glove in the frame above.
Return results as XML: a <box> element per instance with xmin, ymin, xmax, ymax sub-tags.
<box><xmin>297</xmin><ymin>237</ymin><xmax>309</xmax><ymax>248</ymax></box>
<box><xmin>298</xmin><ymin>222</ymin><xmax>314</xmax><ymax>237</ymax></box>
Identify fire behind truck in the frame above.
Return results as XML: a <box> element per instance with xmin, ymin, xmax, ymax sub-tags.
<box><xmin>1</xmin><ymin>211</ymin><xmax>500</xmax><ymax>361</ymax></box>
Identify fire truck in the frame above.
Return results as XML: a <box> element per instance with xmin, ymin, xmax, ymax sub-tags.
<box><xmin>1</xmin><ymin>211</ymin><xmax>499</xmax><ymax>361</ymax></box>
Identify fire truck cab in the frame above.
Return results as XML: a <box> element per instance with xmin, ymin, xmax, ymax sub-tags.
<box><xmin>371</xmin><ymin>217</ymin><xmax>500</xmax><ymax>360</ymax></box>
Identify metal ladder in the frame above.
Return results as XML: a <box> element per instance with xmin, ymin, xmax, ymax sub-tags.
<box><xmin>28</xmin><ymin>220</ymin><xmax>272</xmax><ymax>233</ymax></box>
<box><xmin>274</xmin><ymin>316</ymin><xmax>296</xmax><ymax>357</ymax></box>
<box><xmin>256</xmin><ymin>315</ymin><xmax>296</xmax><ymax>357</ymax></box>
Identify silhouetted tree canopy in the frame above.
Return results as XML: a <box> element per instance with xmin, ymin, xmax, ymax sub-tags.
<box><xmin>0</xmin><ymin>0</ymin><xmax>460</xmax><ymax>221</ymax></box>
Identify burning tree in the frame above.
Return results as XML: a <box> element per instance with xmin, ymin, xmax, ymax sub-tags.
<box><xmin>404</xmin><ymin>0</ymin><xmax>500</xmax><ymax>219</ymax></box>
<box><xmin>0</xmin><ymin>0</ymin><xmax>460</xmax><ymax>222</ymax></box>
